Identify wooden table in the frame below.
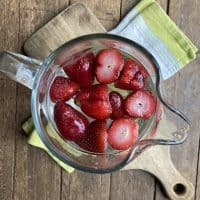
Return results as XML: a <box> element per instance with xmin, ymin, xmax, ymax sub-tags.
<box><xmin>0</xmin><ymin>0</ymin><xmax>199</xmax><ymax>199</ymax></box>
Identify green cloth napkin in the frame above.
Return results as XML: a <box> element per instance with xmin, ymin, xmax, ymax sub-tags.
<box><xmin>23</xmin><ymin>0</ymin><xmax>198</xmax><ymax>172</ymax></box>
<box><xmin>110</xmin><ymin>0</ymin><xmax>198</xmax><ymax>79</ymax></box>
<box><xmin>22</xmin><ymin>118</ymin><xmax>74</xmax><ymax>173</ymax></box>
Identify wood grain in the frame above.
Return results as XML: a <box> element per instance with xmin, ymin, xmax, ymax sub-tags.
<box><xmin>71</xmin><ymin>0</ymin><xmax>121</xmax><ymax>30</ymax></box>
<box><xmin>12</xmin><ymin>1</ymin><xmax>69</xmax><ymax>200</ymax></box>
<box><xmin>24</xmin><ymin>3</ymin><xmax>106</xmax><ymax>59</ymax></box>
<box><xmin>166</xmin><ymin>0</ymin><xmax>200</xmax><ymax>200</ymax></box>
<box><xmin>64</xmin><ymin>172</ymin><xmax>110</xmax><ymax>200</ymax></box>
<box><xmin>0</xmin><ymin>0</ymin><xmax>18</xmax><ymax>199</ymax></box>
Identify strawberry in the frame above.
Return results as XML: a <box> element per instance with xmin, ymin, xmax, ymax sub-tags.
<box><xmin>95</xmin><ymin>48</ymin><xmax>124</xmax><ymax>84</ymax></box>
<box><xmin>54</xmin><ymin>102</ymin><xmax>89</xmax><ymax>141</ymax></box>
<box><xmin>107</xmin><ymin>118</ymin><xmax>138</xmax><ymax>150</ymax></box>
<box><xmin>115</xmin><ymin>58</ymin><xmax>148</xmax><ymax>90</ymax></box>
<box><xmin>124</xmin><ymin>90</ymin><xmax>156</xmax><ymax>119</ymax></box>
<box><xmin>75</xmin><ymin>84</ymin><xmax>112</xmax><ymax>120</ymax></box>
<box><xmin>76</xmin><ymin>120</ymin><xmax>107</xmax><ymax>153</ymax></box>
<box><xmin>50</xmin><ymin>76</ymin><xmax>80</xmax><ymax>102</ymax></box>
<box><xmin>109</xmin><ymin>91</ymin><xmax>125</xmax><ymax>119</ymax></box>
<box><xmin>130</xmin><ymin>71</ymin><xmax>144</xmax><ymax>89</ymax></box>
<box><xmin>62</xmin><ymin>52</ymin><xmax>95</xmax><ymax>88</ymax></box>
<box><xmin>80</xmin><ymin>100</ymin><xmax>111</xmax><ymax>120</ymax></box>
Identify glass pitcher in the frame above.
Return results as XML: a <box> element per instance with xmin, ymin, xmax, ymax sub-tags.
<box><xmin>0</xmin><ymin>34</ymin><xmax>190</xmax><ymax>173</ymax></box>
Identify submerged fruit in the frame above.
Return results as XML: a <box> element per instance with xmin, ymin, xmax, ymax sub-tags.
<box><xmin>109</xmin><ymin>91</ymin><xmax>125</xmax><ymax>119</ymax></box>
<box><xmin>62</xmin><ymin>52</ymin><xmax>95</xmax><ymax>88</ymax></box>
<box><xmin>54</xmin><ymin>102</ymin><xmax>89</xmax><ymax>140</ymax></box>
<box><xmin>95</xmin><ymin>48</ymin><xmax>124</xmax><ymax>84</ymax></box>
<box><xmin>115</xmin><ymin>58</ymin><xmax>147</xmax><ymax>90</ymax></box>
<box><xmin>75</xmin><ymin>84</ymin><xmax>112</xmax><ymax>120</ymax></box>
<box><xmin>76</xmin><ymin>120</ymin><xmax>107</xmax><ymax>153</ymax></box>
<box><xmin>124</xmin><ymin>90</ymin><xmax>156</xmax><ymax>118</ymax></box>
<box><xmin>50</xmin><ymin>76</ymin><xmax>80</xmax><ymax>102</ymax></box>
<box><xmin>107</xmin><ymin>118</ymin><xmax>138</xmax><ymax>150</ymax></box>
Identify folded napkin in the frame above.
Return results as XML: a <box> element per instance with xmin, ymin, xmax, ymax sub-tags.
<box><xmin>22</xmin><ymin>118</ymin><xmax>74</xmax><ymax>173</ymax></box>
<box><xmin>110</xmin><ymin>0</ymin><xmax>198</xmax><ymax>79</ymax></box>
<box><xmin>23</xmin><ymin>0</ymin><xmax>198</xmax><ymax>172</ymax></box>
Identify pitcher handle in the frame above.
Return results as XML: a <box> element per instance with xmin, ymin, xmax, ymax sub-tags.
<box><xmin>0</xmin><ymin>51</ymin><xmax>42</xmax><ymax>89</ymax></box>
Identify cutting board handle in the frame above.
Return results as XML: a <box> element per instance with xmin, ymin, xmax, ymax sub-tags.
<box><xmin>124</xmin><ymin>145</ymin><xmax>194</xmax><ymax>199</ymax></box>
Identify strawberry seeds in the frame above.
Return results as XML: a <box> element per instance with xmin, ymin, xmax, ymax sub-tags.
<box><xmin>50</xmin><ymin>48</ymin><xmax>157</xmax><ymax>153</ymax></box>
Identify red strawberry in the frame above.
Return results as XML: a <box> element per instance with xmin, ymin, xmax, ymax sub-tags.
<box><xmin>86</xmin><ymin>84</ymin><xmax>109</xmax><ymax>101</ymax></box>
<box><xmin>76</xmin><ymin>120</ymin><xmax>107</xmax><ymax>153</ymax></box>
<box><xmin>75</xmin><ymin>84</ymin><xmax>112</xmax><ymax>120</ymax></box>
<box><xmin>62</xmin><ymin>52</ymin><xmax>95</xmax><ymax>88</ymax></box>
<box><xmin>95</xmin><ymin>48</ymin><xmax>124</xmax><ymax>84</ymax></box>
<box><xmin>50</xmin><ymin>76</ymin><xmax>80</xmax><ymax>102</ymax></box>
<box><xmin>130</xmin><ymin>71</ymin><xmax>145</xmax><ymax>89</ymax></box>
<box><xmin>80</xmin><ymin>100</ymin><xmax>111</xmax><ymax>120</ymax></box>
<box><xmin>115</xmin><ymin>58</ymin><xmax>147</xmax><ymax>90</ymax></box>
<box><xmin>107</xmin><ymin>118</ymin><xmax>138</xmax><ymax>150</ymax></box>
<box><xmin>138</xmin><ymin>65</ymin><xmax>148</xmax><ymax>78</ymax></box>
<box><xmin>54</xmin><ymin>102</ymin><xmax>89</xmax><ymax>141</ymax></box>
<box><xmin>109</xmin><ymin>91</ymin><xmax>125</xmax><ymax>119</ymax></box>
<box><xmin>124</xmin><ymin>90</ymin><xmax>156</xmax><ymax>119</ymax></box>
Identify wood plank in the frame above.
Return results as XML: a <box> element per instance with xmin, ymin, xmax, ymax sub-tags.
<box><xmin>13</xmin><ymin>1</ymin><xmax>69</xmax><ymax>199</ymax></box>
<box><xmin>64</xmin><ymin>172</ymin><xmax>110</xmax><ymax>200</ymax></box>
<box><xmin>20</xmin><ymin>0</ymin><xmax>69</xmax><ymax>33</ymax></box>
<box><xmin>71</xmin><ymin>0</ymin><xmax>121</xmax><ymax>30</ymax></box>
<box><xmin>121</xmin><ymin>0</ymin><xmax>167</xmax><ymax>18</ymax></box>
<box><xmin>61</xmin><ymin>1</ymin><xmax>121</xmax><ymax>199</ymax></box>
<box><xmin>159</xmin><ymin>0</ymin><xmax>200</xmax><ymax>199</ymax></box>
<box><xmin>24</xmin><ymin>3</ymin><xmax>106</xmax><ymax>59</ymax></box>
<box><xmin>0</xmin><ymin>0</ymin><xmax>19</xmax><ymax>199</ymax></box>
<box><xmin>121</xmin><ymin>0</ymin><xmax>140</xmax><ymax>18</ymax></box>
<box><xmin>20</xmin><ymin>0</ymin><xmax>63</xmax><ymax>12</ymax></box>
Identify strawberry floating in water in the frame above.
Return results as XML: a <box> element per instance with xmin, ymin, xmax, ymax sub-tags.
<box><xmin>124</xmin><ymin>90</ymin><xmax>156</xmax><ymax>119</ymax></box>
<box><xmin>95</xmin><ymin>48</ymin><xmax>124</xmax><ymax>84</ymax></box>
<box><xmin>62</xmin><ymin>52</ymin><xmax>95</xmax><ymax>88</ymax></box>
<box><xmin>109</xmin><ymin>91</ymin><xmax>125</xmax><ymax>119</ymax></box>
<box><xmin>115</xmin><ymin>58</ymin><xmax>148</xmax><ymax>90</ymax></box>
<box><xmin>107</xmin><ymin>118</ymin><xmax>138</xmax><ymax>150</ymax></box>
<box><xmin>54</xmin><ymin>102</ymin><xmax>89</xmax><ymax>141</ymax></box>
<box><xmin>75</xmin><ymin>84</ymin><xmax>112</xmax><ymax>120</ymax></box>
<box><xmin>76</xmin><ymin>120</ymin><xmax>107</xmax><ymax>153</ymax></box>
<box><xmin>50</xmin><ymin>76</ymin><xmax>80</xmax><ymax>102</ymax></box>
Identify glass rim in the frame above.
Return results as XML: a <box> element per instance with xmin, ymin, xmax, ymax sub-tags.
<box><xmin>31</xmin><ymin>33</ymin><xmax>190</xmax><ymax>173</ymax></box>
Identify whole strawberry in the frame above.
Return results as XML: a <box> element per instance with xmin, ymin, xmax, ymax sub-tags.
<box><xmin>115</xmin><ymin>58</ymin><xmax>148</xmax><ymax>90</ymax></box>
<box><xmin>54</xmin><ymin>102</ymin><xmax>89</xmax><ymax>140</ymax></box>
<box><xmin>62</xmin><ymin>52</ymin><xmax>95</xmax><ymax>88</ymax></box>
<box><xmin>75</xmin><ymin>84</ymin><xmax>112</xmax><ymax>120</ymax></box>
<box><xmin>76</xmin><ymin>120</ymin><xmax>107</xmax><ymax>153</ymax></box>
<box><xmin>50</xmin><ymin>76</ymin><xmax>80</xmax><ymax>102</ymax></box>
<box><xmin>109</xmin><ymin>91</ymin><xmax>125</xmax><ymax>119</ymax></box>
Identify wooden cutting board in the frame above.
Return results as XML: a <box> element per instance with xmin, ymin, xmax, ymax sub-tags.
<box><xmin>24</xmin><ymin>3</ymin><xmax>194</xmax><ymax>200</ymax></box>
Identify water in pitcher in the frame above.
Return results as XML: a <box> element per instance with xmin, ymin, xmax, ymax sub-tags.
<box><xmin>45</xmin><ymin>47</ymin><xmax>157</xmax><ymax>154</ymax></box>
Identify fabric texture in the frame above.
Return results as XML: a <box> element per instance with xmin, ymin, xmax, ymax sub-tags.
<box><xmin>110</xmin><ymin>0</ymin><xmax>198</xmax><ymax>79</ymax></box>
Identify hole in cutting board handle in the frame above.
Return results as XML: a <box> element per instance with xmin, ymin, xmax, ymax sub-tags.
<box><xmin>173</xmin><ymin>183</ymin><xmax>187</xmax><ymax>196</ymax></box>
